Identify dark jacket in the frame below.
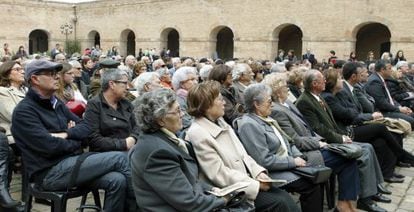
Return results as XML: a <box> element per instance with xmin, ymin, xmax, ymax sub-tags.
<box><xmin>11</xmin><ymin>88</ymin><xmax>90</xmax><ymax>182</ymax></box>
<box><xmin>354</xmin><ymin>83</ymin><xmax>375</xmax><ymax>113</ymax></box>
<box><xmin>365</xmin><ymin>72</ymin><xmax>400</xmax><ymax>112</ymax></box>
<box><xmin>326</xmin><ymin>82</ymin><xmax>373</xmax><ymax>128</ymax></box>
<box><xmin>84</xmin><ymin>93</ymin><xmax>139</xmax><ymax>152</ymax></box>
<box><xmin>385</xmin><ymin>77</ymin><xmax>413</xmax><ymax>108</ymax></box>
<box><xmin>221</xmin><ymin>86</ymin><xmax>244</xmax><ymax>125</ymax></box>
<box><xmin>129</xmin><ymin>131</ymin><xmax>225</xmax><ymax>212</ymax></box>
<box><xmin>295</xmin><ymin>91</ymin><xmax>346</xmax><ymax>144</ymax></box>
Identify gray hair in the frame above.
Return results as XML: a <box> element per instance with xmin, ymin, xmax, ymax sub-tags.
<box><xmin>396</xmin><ymin>61</ymin><xmax>409</xmax><ymax>70</ymax></box>
<box><xmin>368</xmin><ymin>63</ymin><xmax>376</xmax><ymax>73</ymax></box>
<box><xmin>172</xmin><ymin>66</ymin><xmax>197</xmax><ymax>90</ymax></box>
<box><xmin>171</xmin><ymin>57</ymin><xmax>181</xmax><ymax>66</ymax></box>
<box><xmin>152</xmin><ymin>58</ymin><xmax>165</xmax><ymax>71</ymax></box>
<box><xmin>68</xmin><ymin>60</ymin><xmax>81</xmax><ymax>68</ymax></box>
<box><xmin>303</xmin><ymin>69</ymin><xmax>320</xmax><ymax>92</ymax></box>
<box><xmin>133</xmin><ymin>72</ymin><xmax>160</xmax><ymax>95</ymax></box>
<box><xmin>270</xmin><ymin>62</ymin><xmax>287</xmax><ymax>73</ymax></box>
<box><xmin>156</xmin><ymin>67</ymin><xmax>170</xmax><ymax>76</ymax></box>
<box><xmin>101</xmin><ymin>68</ymin><xmax>128</xmax><ymax>91</ymax></box>
<box><xmin>133</xmin><ymin>89</ymin><xmax>176</xmax><ymax>133</ymax></box>
<box><xmin>244</xmin><ymin>83</ymin><xmax>272</xmax><ymax>113</ymax></box>
<box><xmin>199</xmin><ymin>64</ymin><xmax>213</xmax><ymax>81</ymax></box>
<box><xmin>232</xmin><ymin>63</ymin><xmax>251</xmax><ymax>81</ymax></box>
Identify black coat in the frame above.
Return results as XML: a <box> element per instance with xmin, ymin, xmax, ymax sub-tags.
<box><xmin>11</xmin><ymin>88</ymin><xmax>90</xmax><ymax>181</ymax></box>
<box><xmin>385</xmin><ymin>78</ymin><xmax>413</xmax><ymax>108</ymax></box>
<box><xmin>84</xmin><ymin>93</ymin><xmax>139</xmax><ymax>152</ymax></box>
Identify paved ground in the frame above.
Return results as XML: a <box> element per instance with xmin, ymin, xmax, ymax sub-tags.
<box><xmin>8</xmin><ymin>133</ymin><xmax>414</xmax><ymax>211</ymax></box>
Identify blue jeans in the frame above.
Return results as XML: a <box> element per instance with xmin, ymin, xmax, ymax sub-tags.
<box><xmin>42</xmin><ymin>151</ymin><xmax>130</xmax><ymax>211</ymax></box>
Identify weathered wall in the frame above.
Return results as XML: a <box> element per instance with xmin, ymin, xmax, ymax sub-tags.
<box><xmin>1</xmin><ymin>0</ymin><xmax>414</xmax><ymax>61</ymax></box>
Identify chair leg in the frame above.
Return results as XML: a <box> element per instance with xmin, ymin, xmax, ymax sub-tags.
<box><xmin>79</xmin><ymin>193</ymin><xmax>88</xmax><ymax>212</ymax></box>
<box><xmin>327</xmin><ymin>174</ymin><xmax>336</xmax><ymax>209</ymax></box>
<box><xmin>92</xmin><ymin>190</ymin><xmax>101</xmax><ymax>209</ymax></box>
<box><xmin>24</xmin><ymin>194</ymin><xmax>32</xmax><ymax>212</ymax></box>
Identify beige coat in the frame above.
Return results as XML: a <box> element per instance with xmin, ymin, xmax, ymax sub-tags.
<box><xmin>0</xmin><ymin>86</ymin><xmax>26</xmax><ymax>143</ymax></box>
<box><xmin>186</xmin><ymin>117</ymin><xmax>266</xmax><ymax>201</ymax></box>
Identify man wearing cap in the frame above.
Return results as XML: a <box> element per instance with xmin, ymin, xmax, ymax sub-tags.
<box><xmin>11</xmin><ymin>59</ymin><xmax>131</xmax><ymax>211</ymax></box>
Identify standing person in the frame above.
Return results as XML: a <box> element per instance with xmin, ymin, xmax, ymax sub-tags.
<box><xmin>15</xmin><ymin>46</ymin><xmax>28</xmax><ymax>60</ymax></box>
<box><xmin>284</xmin><ymin>49</ymin><xmax>297</xmax><ymax>62</ymax></box>
<box><xmin>107</xmin><ymin>46</ymin><xmax>118</xmax><ymax>57</ymax></box>
<box><xmin>302</xmin><ymin>48</ymin><xmax>317</xmax><ymax>65</ymax></box>
<box><xmin>366</xmin><ymin>51</ymin><xmax>376</xmax><ymax>66</ymax></box>
<box><xmin>393</xmin><ymin>50</ymin><xmax>406</xmax><ymax>65</ymax></box>
<box><xmin>275</xmin><ymin>49</ymin><xmax>285</xmax><ymax>63</ymax></box>
<box><xmin>296</xmin><ymin>69</ymin><xmax>388</xmax><ymax>212</ymax></box>
<box><xmin>130</xmin><ymin>89</ymin><xmax>227</xmax><ymax>211</ymax></box>
<box><xmin>328</xmin><ymin>50</ymin><xmax>338</xmax><ymax>65</ymax></box>
<box><xmin>186</xmin><ymin>81</ymin><xmax>300</xmax><ymax>212</ymax></box>
<box><xmin>12</xmin><ymin>60</ymin><xmax>131</xmax><ymax>211</ymax></box>
<box><xmin>348</xmin><ymin>51</ymin><xmax>357</xmax><ymax>62</ymax></box>
<box><xmin>50</xmin><ymin>43</ymin><xmax>60</xmax><ymax>60</ymax></box>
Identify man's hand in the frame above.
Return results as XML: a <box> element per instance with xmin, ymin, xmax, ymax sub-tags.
<box><xmin>399</xmin><ymin>106</ymin><xmax>412</xmax><ymax>114</ymax></box>
<box><xmin>294</xmin><ymin>157</ymin><xmax>307</xmax><ymax>167</ymax></box>
<box><xmin>342</xmin><ymin>135</ymin><xmax>352</xmax><ymax>143</ymax></box>
<box><xmin>319</xmin><ymin>141</ymin><xmax>328</xmax><ymax>148</ymax></box>
<box><xmin>126</xmin><ymin>137</ymin><xmax>136</xmax><ymax>150</ymax></box>
<box><xmin>372</xmin><ymin>112</ymin><xmax>383</xmax><ymax>120</ymax></box>
<box><xmin>68</xmin><ymin>121</ymin><xmax>76</xmax><ymax>129</ymax></box>
<box><xmin>50</xmin><ymin>132</ymin><xmax>68</xmax><ymax>139</ymax></box>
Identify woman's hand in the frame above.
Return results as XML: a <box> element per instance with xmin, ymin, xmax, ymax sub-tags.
<box><xmin>256</xmin><ymin>172</ymin><xmax>271</xmax><ymax>191</ymax></box>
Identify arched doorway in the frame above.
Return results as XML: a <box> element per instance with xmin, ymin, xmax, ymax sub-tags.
<box><xmin>28</xmin><ymin>29</ymin><xmax>49</xmax><ymax>54</ymax></box>
<box><xmin>161</xmin><ymin>28</ymin><xmax>180</xmax><ymax>57</ymax></box>
<box><xmin>276</xmin><ymin>24</ymin><xmax>303</xmax><ymax>60</ymax></box>
<box><xmin>211</xmin><ymin>26</ymin><xmax>234</xmax><ymax>60</ymax></box>
<box><xmin>355</xmin><ymin>23</ymin><xmax>391</xmax><ymax>61</ymax></box>
<box><xmin>120</xmin><ymin>29</ymin><xmax>136</xmax><ymax>56</ymax></box>
<box><xmin>87</xmin><ymin>30</ymin><xmax>100</xmax><ymax>48</ymax></box>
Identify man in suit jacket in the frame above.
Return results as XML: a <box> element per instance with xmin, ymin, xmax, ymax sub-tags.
<box><xmin>364</xmin><ymin>60</ymin><xmax>414</xmax><ymax>129</ymax></box>
<box><xmin>302</xmin><ymin>48</ymin><xmax>317</xmax><ymax>65</ymax></box>
<box><xmin>295</xmin><ymin>69</ymin><xmax>387</xmax><ymax>212</ymax></box>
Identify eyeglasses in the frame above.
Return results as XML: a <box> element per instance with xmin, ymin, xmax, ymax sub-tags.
<box><xmin>35</xmin><ymin>71</ymin><xmax>58</xmax><ymax>78</ymax></box>
<box><xmin>113</xmin><ymin>80</ymin><xmax>128</xmax><ymax>85</ymax></box>
<box><xmin>166</xmin><ymin>107</ymin><xmax>183</xmax><ymax>116</ymax></box>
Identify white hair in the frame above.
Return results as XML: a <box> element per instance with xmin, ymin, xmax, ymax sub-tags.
<box><xmin>133</xmin><ymin>72</ymin><xmax>160</xmax><ymax>95</ymax></box>
<box><xmin>152</xmin><ymin>58</ymin><xmax>165</xmax><ymax>71</ymax></box>
<box><xmin>199</xmin><ymin>64</ymin><xmax>213</xmax><ymax>81</ymax></box>
<box><xmin>270</xmin><ymin>62</ymin><xmax>287</xmax><ymax>73</ymax></box>
<box><xmin>232</xmin><ymin>63</ymin><xmax>250</xmax><ymax>81</ymax></box>
<box><xmin>172</xmin><ymin>66</ymin><xmax>197</xmax><ymax>90</ymax></box>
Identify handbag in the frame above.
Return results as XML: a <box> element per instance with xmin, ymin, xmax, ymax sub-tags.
<box><xmin>292</xmin><ymin>165</ymin><xmax>332</xmax><ymax>184</ymax></box>
<box><xmin>214</xmin><ymin>191</ymin><xmax>255</xmax><ymax>212</ymax></box>
<box><xmin>326</xmin><ymin>143</ymin><xmax>362</xmax><ymax>159</ymax></box>
<box><xmin>66</xmin><ymin>100</ymin><xmax>86</xmax><ymax>118</ymax></box>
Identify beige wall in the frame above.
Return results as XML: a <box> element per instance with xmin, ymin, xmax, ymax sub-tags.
<box><xmin>2</xmin><ymin>0</ymin><xmax>414</xmax><ymax>61</ymax></box>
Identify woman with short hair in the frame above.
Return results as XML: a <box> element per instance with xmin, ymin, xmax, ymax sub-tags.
<box><xmin>235</xmin><ymin>83</ymin><xmax>323</xmax><ymax>212</ymax></box>
<box><xmin>186</xmin><ymin>81</ymin><xmax>300</xmax><ymax>212</ymax></box>
<box><xmin>130</xmin><ymin>88</ymin><xmax>227</xmax><ymax>211</ymax></box>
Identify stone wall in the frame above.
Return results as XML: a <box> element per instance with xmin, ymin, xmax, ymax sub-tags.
<box><xmin>1</xmin><ymin>0</ymin><xmax>414</xmax><ymax>62</ymax></box>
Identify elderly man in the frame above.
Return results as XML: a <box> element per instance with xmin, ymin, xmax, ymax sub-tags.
<box><xmin>132</xmin><ymin>72</ymin><xmax>161</xmax><ymax>96</ymax></box>
<box><xmin>54</xmin><ymin>53</ymin><xmax>66</xmax><ymax>63</ymax></box>
<box><xmin>11</xmin><ymin>60</ymin><xmax>131</xmax><ymax>211</ymax></box>
<box><xmin>122</xmin><ymin>55</ymin><xmax>136</xmax><ymax>80</ymax></box>
<box><xmin>232</xmin><ymin>63</ymin><xmax>254</xmax><ymax>104</ymax></box>
<box><xmin>295</xmin><ymin>69</ymin><xmax>387</xmax><ymax>212</ymax></box>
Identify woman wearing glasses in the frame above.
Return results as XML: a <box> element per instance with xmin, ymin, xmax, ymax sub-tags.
<box><xmin>0</xmin><ymin>61</ymin><xmax>26</xmax><ymax>210</ymax></box>
<box><xmin>84</xmin><ymin>68</ymin><xmax>139</xmax><ymax>152</ymax></box>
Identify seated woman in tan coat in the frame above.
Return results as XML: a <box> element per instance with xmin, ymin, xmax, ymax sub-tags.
<box><xmin>186</xmin><ymin>80</ymin><xmax>299</xmax><ymax>212</ymax></box>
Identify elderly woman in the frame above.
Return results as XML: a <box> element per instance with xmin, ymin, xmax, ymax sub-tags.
<box><xmin>235</xmin><ymin>83</ymin><xmax>323</xmax><ymax>212</ymax></box>
<box><xmin>186</xmin><ymin>81</ymin><xmax>300</xmax><ymax>212</ymax></box>
<box><xmin>208</xmin><ymin>64</ymin><xmax>244</xmax><ymax>124</ymax></box>
<box><xmin>130</xmin><ymin>88</ymin><xmax>228</xmax><ymax>211</ymax></box>
<box><xmin>171</xmin><ymin>66</ymin><xmax>198</xmax><ymax>130</ymax></box>
<box><xmin>157</xmin><ymin>67</ymin><xmax>173</xmax><ymax>89</ymax></box>
<box><xmin>287</xmin><ymin>68</ymin><xmax>305</xmax><ymax>99</ymax></box>
<box><xmin>68</xmin><ymin>60</ymin><xmax>88</xmax><ymax>99</ymax></box>
<box><xmin>84</xmin><ymin>68</ymin><xmax>139</xmax><ymax>152</ymax></box>
<box><xmin>0</xmin><ymin>61</ymin><xmax>25</xmax><ymax>210</ymax></box>
<box><xmin>232</xmin><ymin>63</ymin><xmax>254</xmax><ymax>104</ymax></box>
<box><xmin>263</xmin><ymin>73</ymin><xmax>360</xmax><ymax>212</ymax></box>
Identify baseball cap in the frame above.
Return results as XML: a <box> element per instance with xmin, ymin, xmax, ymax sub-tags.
<box><xmin>25</xmin><ymin>59</ymin><xmax>63</xmax><ymax>81</ymax></box>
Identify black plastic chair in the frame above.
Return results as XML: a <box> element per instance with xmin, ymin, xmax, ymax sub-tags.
<box><xmin>24</xmin><ymin>183</ymin><xmax>102</xmax><ymax>212</ymax></box>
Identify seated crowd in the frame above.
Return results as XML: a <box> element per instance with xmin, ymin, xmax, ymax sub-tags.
<box><xmin>1</xmin><ymin>47</ymin><xmax>414</xmax><ymax>212</ymax></box>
